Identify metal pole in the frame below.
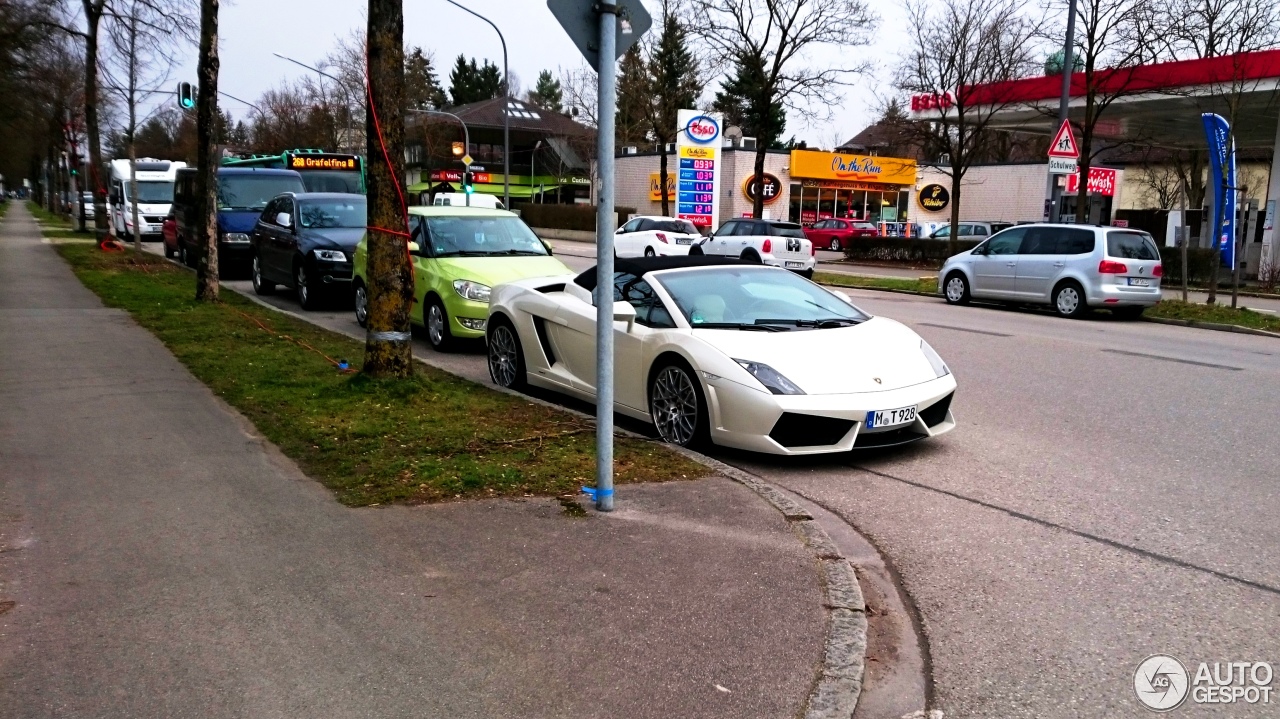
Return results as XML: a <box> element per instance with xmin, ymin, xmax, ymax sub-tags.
<box><xmin>594</xmin><ymin>0</ymin><xmax>618</xmax><ymax>512</ymax></box>
<box><xmin>1044</xmin><ymin>0</ymin><xmax>1078</xmax><ymax>222</ymax></box>
<box><xmin>444</xmin><ymin>0</ymin><xmax>510</xmax><ymax>210</ymax></box>
<box><xmin>1180</xmin><ymin>175</ymin><xmax>1189</xmax><ymax>302</ymax></box>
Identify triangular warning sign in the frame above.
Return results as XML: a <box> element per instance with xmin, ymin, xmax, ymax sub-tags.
<box><xmin>1048</xmin><ymin>120</ymin><xmax>1079</xmax><ymax>159</ymax></box>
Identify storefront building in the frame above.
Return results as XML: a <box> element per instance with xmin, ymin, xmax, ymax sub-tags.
<box><xmin>614</xmin><ymin>146</ymin><xmax>920</xmax><ymax>230</ymax></box>
<box><xmin>787</xmin><ymin>150</ymin><xmax>918</xmax><ymax>228</ymax></box>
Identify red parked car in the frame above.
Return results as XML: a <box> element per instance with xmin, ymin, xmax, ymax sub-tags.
<box><xmin>161</xmin><ymin>212</ymin><xmax>178</xmax><ymax>259</ymax></box>
<box><xmin>803</xmin><ymin>218</ymin><xmax>880</xmax><ymax>251</ymax></box>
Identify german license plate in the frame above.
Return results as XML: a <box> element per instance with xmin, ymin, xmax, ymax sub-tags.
<box><xmin>866</xmin><ymin>405</ymin><xmax>917</xmax><ymax>429</ymax></box>
<box><xmin>784</xmin><ymin>261</ymin><xmax>805</xmax><ymax>268</ymax></box>
<box><xmin>676</xmin><ymin>237</ymin><xmax>693</xmax><ymax>245</ymax></box>
<box><xmin>1128</xmin><ymin>277</ymin><xmax>1151</xmax><ymax>287</ymax></box>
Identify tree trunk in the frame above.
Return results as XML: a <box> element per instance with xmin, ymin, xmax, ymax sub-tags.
<box><xmin>129</xmin><ymin>138</ymin><xmax>141</xmax><ymax>252</ymax></box>
<box><xmin>363</xmin><ymin>0</ymin><xmax>413</xmax><ymax>378</ymax></box>
<box><xmin>128</xmin><ymin>9</ymin><xmax>142</xmax><ymax>253</ymax></box>
<box><xmin>658</xmin><ymin>144</ymin><xmax>669</xmax><ymax>216</ymax></box>
<box><xmin>194</xmin><ymin>0</ymin><xmax>220</xmax><ymax>302</ymax></box>
<box><xmin>752</xmin><ymin>145</ymin><xmax>766</xmax><ymax>218</ymax></box>
<box><xmin>82</xmin><ymin>0</ymin><xmax>108</xmax><ymax>242</ymax></box>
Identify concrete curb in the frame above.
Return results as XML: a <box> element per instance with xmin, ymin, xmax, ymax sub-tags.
<box><xmin>665</xmin><ymin>448</ymin><xmax>869</xmax><ymax>719</ymax></box>
<box><xmin>1141</xmin><ymin>315</ymin><xmax>1280</xmax><ymax>339</ymax></box>
<box><xmin>131</xmin><ymin>245</ymin><xmax>871</xmax><ymax>719</ymax></box>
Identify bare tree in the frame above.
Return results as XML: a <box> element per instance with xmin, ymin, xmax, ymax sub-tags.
<box><xmin>193</xmin><ymin>0</ymin><xmax>219</xmax><ymax>301</ymax></box>
<box><xmin>363</xmin><ymin>0</ymin><xmax>413</xmax><ymax>377</ymax></box>
<box><xmin>1045</xmin><ymin>0</ymin><xmax>1155</xmax><ymax>222</ymax></box>
<box><xmin>1162</xmin><ymin>0</ymin><xmax>1280</xmax><ymax>303</ymax></box>
<box><xmin>690</xmin><ymin>0</ymin><xmax>879</xmax><ymax>218</ymax></box>
<box><xmin>559</xmin><ymin>63</ymin><xmax>598</xmax><ymax>127</ymax></box>
<box><xmin>102</xmin><ymin>0</ymin><xmax>195</xmax><ymax>251</ymax></box>
<box><xmin>895</xmin><ymin>0</ymin><xmax>1041</xmax><ymax>253</ymax></box>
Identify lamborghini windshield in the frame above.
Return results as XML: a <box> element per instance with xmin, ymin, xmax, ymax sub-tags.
<box><xmin>654</xmin><ymin>266</ymin><xmax>869</xmax><ymax>329</ymax></box>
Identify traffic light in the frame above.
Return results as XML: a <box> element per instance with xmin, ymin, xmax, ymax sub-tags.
<box><xmin>462</xmin><ymin>170</ymin><xmax>475</xmax><ymax>194</ymax></box>
<box><xmin>178</xmin><ymin>82</ymin><xmax>195</xmax><ymax>110</ymax></box>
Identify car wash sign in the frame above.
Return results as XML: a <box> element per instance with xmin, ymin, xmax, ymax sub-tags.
<box><xmin>676</xmin><ymin>109</ymin><xmax>723</xmax><ymax>230</ymax></box>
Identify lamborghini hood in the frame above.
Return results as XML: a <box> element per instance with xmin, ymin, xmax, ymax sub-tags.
<box><xmin>693</xmin><ymin>316</ymin><xmax>941</xmax><ymax>394</ymax></box>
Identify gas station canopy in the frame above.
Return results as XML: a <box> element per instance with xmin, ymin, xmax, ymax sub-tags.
<box><xmin>910</xmin><ymin>49</ymin><xmax>1280</xmax><ymax>150</ymax></box>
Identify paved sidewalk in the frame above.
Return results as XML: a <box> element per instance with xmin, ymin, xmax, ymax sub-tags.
<box><xmin>0</xmin><ymin>203</ymin><xmax>824</xmax><ymax>719</ymax></box>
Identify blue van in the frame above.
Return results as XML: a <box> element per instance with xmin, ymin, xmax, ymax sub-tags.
<box><xmin>169</xmin><ymin>167</ymin><xmax>306</xmax><ymax>268</ymax></box>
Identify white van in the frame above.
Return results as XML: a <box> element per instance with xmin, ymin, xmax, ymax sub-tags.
<box><xmin>108</xmin><ymin>158</ymin><xmax>186</xmax><ymax>240</ymax></box>
<box><xmin>431</xmin><ymin>192</ymin><xmax>504</xmax><ymax>210</ymax></box>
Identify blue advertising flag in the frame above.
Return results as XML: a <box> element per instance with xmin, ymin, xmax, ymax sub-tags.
<box><xmin>1201</xmin><ymin>113</ymin><xmax>1237</xmax><ymax>269</ymax></box>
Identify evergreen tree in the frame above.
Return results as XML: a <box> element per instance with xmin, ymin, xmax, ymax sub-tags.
<box><xmin>450</xmin><ymin>55</ymin><xmax>503</xmax><ymax>105</ymax></box>
<box><xmin>476</xmin><ymin>60</ymin><xmax>502</xmax><ymax>99</ymax></box>
<box><xmin>448</xmin><ymin>54</ymin><xmax>475</xmax><ymax>106</ymax></box>
<box><xmin>405</xmin><ymin>47</ymin><xmax>446</xmax><ymax>110</ymax></box>
<box><xmin>615</xmin><ymin>45</ymin><xmax>651</xmax><ymax>147</ymax></box>
<box><xmin>647</xmin><ymin>2</ymin><xmax>702</xmax><ymax>215</ymax></box>
<box><xmin>527</xmin><ymin>69</ymin><xmax>563</xmax><ymax>112</ymax></box>
<box><xmin>712</xmin><ymin>50</ymin><xmax>786</xmax><ymax>149</ymax></box>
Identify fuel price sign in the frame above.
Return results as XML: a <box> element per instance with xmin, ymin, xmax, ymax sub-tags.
<box><xmin>675</xmin><ymin>109</ymin><xmax>723</xmax><ymax>230</ymax></box>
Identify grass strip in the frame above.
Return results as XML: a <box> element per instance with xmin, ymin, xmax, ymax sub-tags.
<box><xmin>1146</xmin><ymin>299</ymin><xmax>1280</xmax><ymax>333</ymax></box>
<box><xmin>814</xmin><ymin>272</ymin><xmax>938</xmax><ymax>295</ymax></box>
<box><xmin>56</xmin><ymin>244</ymin><xmax>707</xmax><ymax>506</ymax></box>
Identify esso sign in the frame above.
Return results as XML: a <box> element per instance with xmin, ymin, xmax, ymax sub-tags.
<box><xmin>684</xmin><ymin>115</ymin><xmax>720</xmax><ymax>144</ymax></box>
<box><xmin>1066</xmin><ymin>167</ymin><xmax>1117</xmax><ymax>196</ymax></box>
<box><xmin>911</xmin><ymin>92</ymin><xmax>955</xmax><ymax>112</ymax></box>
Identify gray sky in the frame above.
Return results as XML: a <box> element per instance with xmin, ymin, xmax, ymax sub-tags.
<box><xmin>169</xmin><ymin>0</ymin><xmax>913</xmax><ymax>147</ymax></box>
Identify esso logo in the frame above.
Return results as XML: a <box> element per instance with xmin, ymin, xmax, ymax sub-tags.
<box><xmin>685</xmin><ymin>115</ymin><xmax>720</xmax><ymax>144</ymax></box>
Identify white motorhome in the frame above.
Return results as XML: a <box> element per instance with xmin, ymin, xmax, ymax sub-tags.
<box><xmin>108</xmin><ymin>158</ymin><xmax>186</xmax><ymax>240</ymax></box>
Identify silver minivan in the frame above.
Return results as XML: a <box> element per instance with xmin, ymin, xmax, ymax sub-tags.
<box><xmin>938</xmin><ymin>224</ymin><xmax>1163</xmax><ymax>318</ymax></box>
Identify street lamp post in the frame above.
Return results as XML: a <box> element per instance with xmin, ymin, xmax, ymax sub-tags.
<box><xmin>272</xmin><ymin>53</ymin><xmax>356</xmax><ymax>154</ymax></box>
<box><xmin>444</xmin><ymin>0</ymin><xmax>509</xmax><ymax>210</ymax></box>
<box><xmin>409</xmin><ymin>108</ymin><xmax>472</xmax><ymax>205</ymax></box>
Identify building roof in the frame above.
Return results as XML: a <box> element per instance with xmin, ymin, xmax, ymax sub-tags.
<box><xmin>427</xmin><ymin>97</ymin><xmax>593</xmax><ymax>137</ymax></box>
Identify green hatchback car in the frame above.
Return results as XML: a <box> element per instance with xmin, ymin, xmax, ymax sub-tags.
<box><xmin>352</xmin><ymin>206</ymin><xmax>571</xmax><ymax>351</ymax></box>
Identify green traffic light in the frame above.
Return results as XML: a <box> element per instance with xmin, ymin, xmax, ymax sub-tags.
<box><xmin>465</xmin><ymin>185</ymin><xmax>474</xmax><ymax>194</ymax></box>
<box><xmin>180</xmin><ymin>98</ymin><xmax>195</xmax><ymax>109</ymax></box>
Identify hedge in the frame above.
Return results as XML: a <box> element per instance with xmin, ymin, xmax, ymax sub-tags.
<box><xmin>1158</xmin><ymin>246</ymin><xmax>1218</xmax><ymax>285</ymax></box>
<box><xmin>516</xmin><ymin>203</ymin><xmax>635</xmax><ymax>232</ymax></box>
<box><xmin>841</xmin><ymin>238</ymin><xmax>981</xmax><ymax>267</ymax></box>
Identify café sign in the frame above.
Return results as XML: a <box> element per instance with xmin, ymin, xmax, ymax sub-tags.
<box><xmin>790</xmin><ymin>150</ymin><xmax>917</xmax><ymax>186</ymax></box>
<box><xmin>918</xmin><ymin>183</ymin><xmax>950</xmax><ymax>211</ymax></box>
<box><xmin>742</xmin><ymin>173</ymin><xmax>783</xmax><ymax>204</ymax></box>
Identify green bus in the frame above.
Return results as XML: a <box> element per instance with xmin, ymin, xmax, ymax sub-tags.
<box><xmin>221</xmin><ymin>149</ymin><xmax>365</xmax><ymax>194</ymax></box>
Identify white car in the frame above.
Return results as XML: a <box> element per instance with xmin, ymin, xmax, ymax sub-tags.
<box><xmin>614</xmin><ymin>216</ymin><xmax>702</xmax><ymax>257</ymax></box>
<box><xmin>692</xmin><ymin>218</ymin><xmax>816</xmax><ymax>276</ymax></box>
<box><xmin>486</xmin><ymin>256</ymin><xmax>957</xmax><ymax>455</ymax></box>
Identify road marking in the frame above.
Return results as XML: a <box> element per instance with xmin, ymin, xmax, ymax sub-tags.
<box><xmin>851</xmin><ymin>465</ymin><xmax>1280</xmax><ymax>598</ymax></box>
<box><xmin>1102</xmin><ymin>348</ymin><xmax>1243</xmax><ymax>371</ymax></box>
<box><xmin>917</xmin><ymin>322</ymin><xmax>1012</xmax><ymax>337</ymax></box>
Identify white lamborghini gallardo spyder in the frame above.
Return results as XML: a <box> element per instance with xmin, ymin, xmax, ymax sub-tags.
<box><xmin>485</xmin><ymin>256</ymin><xmax>957</xmax><ymax>455</ymax></box>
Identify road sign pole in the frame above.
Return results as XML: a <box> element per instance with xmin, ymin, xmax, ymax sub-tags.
<box><xmin>594</xmin><ymin>0</ymin><xmax>618</xmax><ymax>512</ymax></box>
<box><xmin>1045</xmin><ymin>0</ymin><xmax>1078</xmax><ymax>222</ymax></box>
